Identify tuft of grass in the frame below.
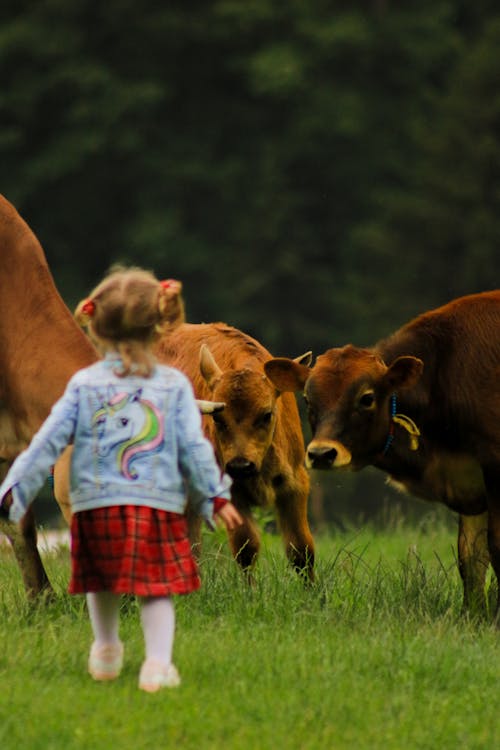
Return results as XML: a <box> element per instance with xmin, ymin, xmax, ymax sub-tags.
<box><xmin>1</xmin><ymin>519</ymin><xmax>500</xmax><ymax>749</ymax></box>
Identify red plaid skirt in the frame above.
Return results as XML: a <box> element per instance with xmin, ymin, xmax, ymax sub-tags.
<box><xmin>69</xmin><ymin>505</ymin><xmax>201</xmax><ymax>596</ymax></box>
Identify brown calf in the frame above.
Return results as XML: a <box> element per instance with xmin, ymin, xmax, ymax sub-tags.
<box><xmin>156</xmin><ymin>323</ymin><xmax>315</xmax><ymax>579</ymax></box>
<box><xmin>264</xmin><ymin>291</ymin><xmax>500</xmax><ymax>616</ymax></box>
<box><xmin>0</xmin><ymin>194</ymin><xmax>98</xmax><ymax>596</ymax></box>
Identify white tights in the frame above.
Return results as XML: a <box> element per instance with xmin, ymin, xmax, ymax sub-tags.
<box><xmin>86</xmin><ymin>592</ymin><xmax>176</xmax><ymax>666</ymax></box>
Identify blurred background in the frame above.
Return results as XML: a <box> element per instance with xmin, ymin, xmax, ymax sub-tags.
<box><xmin>2</xmin><ymin>1</ymin><xmax>499</xmax><ymax>529</ymax></box>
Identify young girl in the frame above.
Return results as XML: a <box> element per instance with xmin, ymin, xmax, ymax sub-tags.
<box><xmin>0</xmin><ymin>266</ymin><xmax>241</xmax><ymax>692</ymax></box>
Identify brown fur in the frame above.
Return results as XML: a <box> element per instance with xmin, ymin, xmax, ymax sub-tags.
<box><xmin>156</xmin><ymin>323</ymin><xmax>314</xmax><ymax>579</ymax></box>
<box><xmin>0</xmin><ymin>194</ymin><xmax>98</xmax><ymax>597</ymax></box>
<box><xmin>265</xmin><ymin>292</ymin><xmax>500</xmax><ymax>616</ymax></box>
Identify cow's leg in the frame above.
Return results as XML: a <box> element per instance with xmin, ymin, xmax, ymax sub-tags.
<box><xmin>487</xmin><ymin>510</ymin><xmax>500</xmax><ymax>626</ymax></box>
<box><xmin>226</xmin><ymin>505</ymin><xmax>260</xmax><ymax>575</ymax></box>
<box><xmin>185</xmin><ymin>502</ymin><xmax>203</xmax><ymax>559</ymax></box>
<box><xmin>483</xmin><ymin>465</ymin><xmax>500</xmax><ymax>625</ymax></box>
<box><xmin>185</xmin><ymin>493</ymin><xmax>260</xmax><ymax>573</ymax></box>
<box><xmin>457</xmin><ymin>512</ymin><xmax>490</xmax><ymax>616</ymax></box>
<box><xmin>275</xmin><ymin>475</ymin><xmax>315</xmax><ymax>582</ymax></box>
<box><xmin>0</xmin><ymin>507</ymin><xmax>53</xmax><ymax>598</ymax></box>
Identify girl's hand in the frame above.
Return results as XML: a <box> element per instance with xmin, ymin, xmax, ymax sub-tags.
<box><xmin>215</xmin><ymin>502</ymin><xmax>243</xmax><ymax>531</ymax></box>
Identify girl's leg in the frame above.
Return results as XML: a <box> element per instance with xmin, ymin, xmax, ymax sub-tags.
<box><xmin>86</xmin><ymin>591</ymin><xmax>123</xmax><ymax>681</ymax></box>
<box><xmin>86</xmin><ymin>591</ymin><xmax>122</xmax><ymax>645</ymax></box>
<box><xmin>139</xmin><ymin>596</ymin><xmax>175</xmax><ymax>665</ymax></box>
<box><xmin>138</xmin><ymin>596</ymin><xmax>180</xmax><ymax>691</ymax></box>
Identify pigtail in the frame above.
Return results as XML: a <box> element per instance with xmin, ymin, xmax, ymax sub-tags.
<box><xmin>157</xmin><ymin>279</ymin><xmax>185</xmax><ymax>332</ymax></box>
<box><xmin>75</xmin><ymin>298</ymin><xmax>96</xmax><ymax>327</ymax></box>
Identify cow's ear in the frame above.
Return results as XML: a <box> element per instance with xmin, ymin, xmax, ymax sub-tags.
<box><xmin>384</xmin><ymin>356</ymin><xmax>423</xmax><ymax>391</ymax></box>
<box><xmin>200</xmin><ymin>344</ymin><xmax>223</xmax><ymax>388</ymax></box>
<box><xmin>264</xmin><ymin>357</ymin><xmax>310</xmax><ymax>392</ymax></box>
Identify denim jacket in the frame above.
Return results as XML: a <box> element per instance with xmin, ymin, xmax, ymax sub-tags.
<box><xmin>1</xmin><ymin>355</ymin><xmax>232</xmax><ymax>524</ymax></box>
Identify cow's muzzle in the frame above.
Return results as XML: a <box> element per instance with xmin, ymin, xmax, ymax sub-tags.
<box><xmin>306</xmin><ymin>440</ymin><xmax>352</xmax><ymax>470</ymax></box>
<box><xmin>225</xmin><ymin>457</ymin><xmax>258</xmax><ymax>479</ymax></box>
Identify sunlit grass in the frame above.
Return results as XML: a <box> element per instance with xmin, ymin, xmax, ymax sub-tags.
<box><xmin>0</xmin><ymin>516</ymin><xmax>499</xmax><ymax>749</ymax></box>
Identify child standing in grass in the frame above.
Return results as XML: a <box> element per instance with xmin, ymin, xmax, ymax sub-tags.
<box><xmin>0</xmin><ymin>266</ymin><xmax>241</xmax><ymax>692</ymax></box>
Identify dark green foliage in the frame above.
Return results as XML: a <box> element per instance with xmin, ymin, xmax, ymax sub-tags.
<box><xmin>1</xmin><ymin>2</ymin><xmax>498</xmax><ymax>354</ymax></box>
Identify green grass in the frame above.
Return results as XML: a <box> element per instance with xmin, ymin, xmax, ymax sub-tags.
<box><xmin>1</xmin><ymin>516</ymin><xmax>499</xmax><ymax>749</ymax></box>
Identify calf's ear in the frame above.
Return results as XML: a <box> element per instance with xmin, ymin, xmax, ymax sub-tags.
<box><xmin>264</xmin><ymin>357</ymin><xmax>311</xmax><ymax>392</ymax></box>
<box><xmin>200</xmin><ymin>344</ymin><xmax>223</xmax><ymax>388</ymax></box>
<box><xmin>384</xmin><ymin>356</ymin><xmax>423</xmax><ymax>391</ymax></box>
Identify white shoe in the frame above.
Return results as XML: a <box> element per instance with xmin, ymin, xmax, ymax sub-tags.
<box><xmin>88</xmin><ymin>642</ymin><xmax>124</xmax><ymax>681</ymax></box>
<box><xmin>139</xmin><ymin>659</ymin><xmax>181</xmax><ymax>692</ymax></box>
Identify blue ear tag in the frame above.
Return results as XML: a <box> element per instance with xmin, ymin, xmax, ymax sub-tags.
<box><xmin>382</xmin><ymin>394</ymin><xmax>397</xmax><ymax>455</ymax></box>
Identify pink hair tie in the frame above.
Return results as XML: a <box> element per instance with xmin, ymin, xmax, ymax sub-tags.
<box><xmin>81</xmin><ymin>299</ymin><xmax>95</xmax><ymax>317</ymax></box>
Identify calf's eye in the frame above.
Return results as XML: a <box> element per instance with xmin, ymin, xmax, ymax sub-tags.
<box><xmin>212</xmin><ymin>414</ymin><xmax>227</xmax><ymax>431</ymax></box>
<box><xmin>256</xmin><ymin>411</ymin><xmax>273</xmax><ymax>428</ymax></box>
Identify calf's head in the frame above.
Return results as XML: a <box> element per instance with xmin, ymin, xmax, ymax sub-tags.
<box><xmin>264</xmin><ymin>345</ymin><xmax>422</xmax><ymax>471</ymax></box>
<box><xmin>199</xmin><ymin>345</ymin><xmax>279</xmax><ymax>479</ymax></box>
<box><xmin>199</xmin><ymin>345</ymin><xmax>312</xmax><ymax>480</ymax></box>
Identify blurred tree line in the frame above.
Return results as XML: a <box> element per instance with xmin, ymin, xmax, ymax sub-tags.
<box><xmin>1</xmin><ymin>0</ymin><xmax>499</xmax><ymax>525</ymax></box>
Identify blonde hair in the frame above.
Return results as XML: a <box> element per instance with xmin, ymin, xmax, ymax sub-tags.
<box><xmin>75</xmin><ymin>265</ymin><xmax>185</xmax><ymax>377</ymax></box>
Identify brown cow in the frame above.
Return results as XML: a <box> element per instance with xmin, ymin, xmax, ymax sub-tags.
<box><xmin>264</xmin><ymin>291</ymin><xmax>500</xmax><ymax>617</ymax></box>
<box><xmin>0</xmin><ymin>194</ymin><xmax>98</xmax><ymax>596</ymax></box>
<box><xmin>156</xmin><ymin>323</ymin><xmax>315</xmax><ymax>579</ymax></box>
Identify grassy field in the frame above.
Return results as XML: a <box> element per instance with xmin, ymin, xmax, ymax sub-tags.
<box><xmin>1</xmin><ymin>514</ymin><xmax>499</xmax><ymax>750</ymax></box>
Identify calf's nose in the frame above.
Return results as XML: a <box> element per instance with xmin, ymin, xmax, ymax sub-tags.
<box><xmin>225</xmin><ymin>457</ymin><xmax>258</xmax><ymax>479</ymax></box>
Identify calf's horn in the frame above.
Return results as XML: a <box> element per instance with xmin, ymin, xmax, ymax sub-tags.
<box><xmin>196</xmin><ymin>399</ymin><xmax>226</xmax><ymax>414</ymax></box>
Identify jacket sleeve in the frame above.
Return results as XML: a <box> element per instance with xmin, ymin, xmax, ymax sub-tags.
<box><xmin>0</xmin><ymin>378</ymin><xmax>80</xmax><ymax>523</ymax></box>
<box><xmin>174</xmin><ymin>377</ymin><xmax>232</xmax><ymax>520</ymax></box>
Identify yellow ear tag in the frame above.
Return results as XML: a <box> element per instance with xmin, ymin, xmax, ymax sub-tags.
<box><xmin>392</xmin><ymin>414</ymin><xmax>420</xmax><ymax>451</ymax></box>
